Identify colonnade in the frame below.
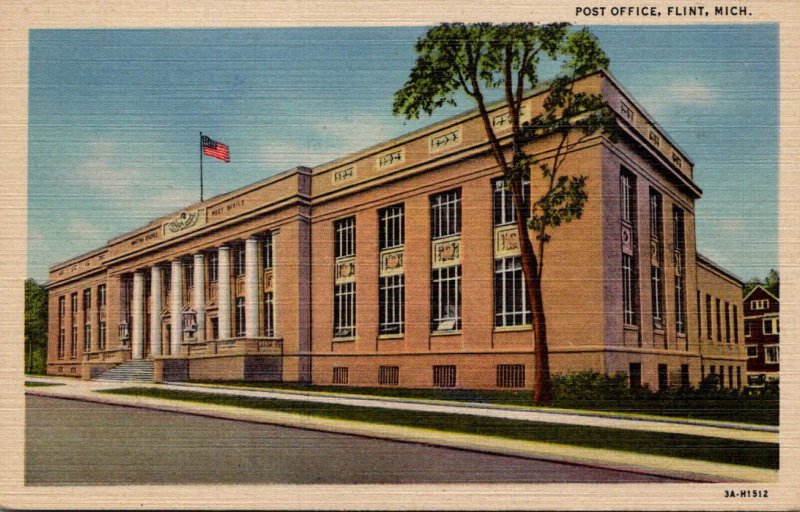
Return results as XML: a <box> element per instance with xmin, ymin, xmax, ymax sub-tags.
<box><xmin>127</xmin><ymin>237</ymin><xmax>266</xmax><ymax>360</ymax></box>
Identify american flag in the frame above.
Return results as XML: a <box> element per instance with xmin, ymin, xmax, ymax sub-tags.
<box><xmin>201</xmin><ymin>135</ymin><xmax>230</xmax><ymax>163</ymax></box>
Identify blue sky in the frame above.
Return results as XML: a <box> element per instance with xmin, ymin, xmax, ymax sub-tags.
<box><xmin>28</xmin><ymin>25</ymin><xmax>778</xmax><ymax>283</ymax></box>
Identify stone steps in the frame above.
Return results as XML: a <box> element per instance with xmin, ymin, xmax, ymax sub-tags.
<box><xmin>95</xmin><ymin>360</ymin><xmax>154</xmax><ymax>382</ymax></box>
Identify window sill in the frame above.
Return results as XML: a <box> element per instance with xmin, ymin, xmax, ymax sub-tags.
<box><xmin>332</xmin><ymin>337</ymin><xmax>357</xmax><ymax>343</ymax></box>
<box><xmin>430</xmin><ymin>330</ymin><xmax>461</xmax><ymax>337</ymax></box>
<box><xmin>623</xmin><ymin>324</ymin><xmax>639</xmax><ymax>331</ymax></box>
<box><xmin>377</xmin><ymin>334</ymin><xmax>404</xmax><ymax>340</ymax></box>
<box><xmin>494</xmin><ymin>325</ymin><xmax>532</xmax><ymax>333</ymax></box>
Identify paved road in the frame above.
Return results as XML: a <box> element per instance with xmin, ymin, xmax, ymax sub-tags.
<box><xmin>26</xmin><ymin>396</ymin><xmax>680</xmax><ymax>485</ymax></box>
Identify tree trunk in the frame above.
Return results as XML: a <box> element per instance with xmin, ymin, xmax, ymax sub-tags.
<box><xmin>508</xmin><ymin>178</ymin><xmax>553</xmax><ymax>406</ymax></box>
<box><xmin>530</xmin><ymin>274</ymin><xmax>553</xmax><ymax>405</ymax></box>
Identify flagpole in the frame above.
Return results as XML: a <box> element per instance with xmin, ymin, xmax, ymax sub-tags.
<box><xmin>199</xmin><ymin>131</ymin><xmax>204</xmax><ymax>202</ymax></box>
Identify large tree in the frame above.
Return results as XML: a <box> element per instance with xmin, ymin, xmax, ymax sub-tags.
<box><xmin>25</xmin><ymin>278</ymin><xmax>48</xmax><ymax>374</ymax></box>
<box><xmin>744</xmin><ymin>269</ymin><xmax>779</xmax><ymax>297</ymax></box>
<box><xmin>393</xmin><ymin>23</ymin><xmax>616</xmax><ymax>405</ymax></box>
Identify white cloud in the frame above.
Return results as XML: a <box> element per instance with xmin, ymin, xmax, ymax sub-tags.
<box><xmin>66</xmin><ymin>218</ymin><xmax>106</xmax><ymax>240</ymax></box>
<box><xmin>636</xmin><ymin>79</ymin><xmax>718</xmax><ymax>116</ymax></box>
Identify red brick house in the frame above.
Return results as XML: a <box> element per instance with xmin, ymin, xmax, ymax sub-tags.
<box><xmin>743</xmin><ymin>285</ymin><xmax>779</xmax><ymax>385</ymax></box>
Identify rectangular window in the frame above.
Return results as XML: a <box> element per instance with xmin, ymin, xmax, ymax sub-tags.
<box><xmin>98</xmin><ymin>321</ymin><xmax>106</xmax><ymax>350</ymax></box>
<box><xmin>71</xmin><ymin>326</ymin><xmax>77</xmax><ymax>357</ymax></box>
<box><xmin>620</xmin><ymin>171</ymin><xmax>637</xmax><ymax>326</ymax></box>
<box><xmin>431</xmin><ymin>266</ymin><xmax>461</xmax><ymax>332</ymax></box>
<box><xmin>680</xmin><ymin>364</ymin><xmax>690</xmax><ymax>389</ymax></box>
<box><xmin>733</xmin><ymin>305</ymin><xmax>739</xmax><ymax>343</ymax></box>
<box><xmin>334</xmin><ymin>217</ymin><xmax>356</xmax><ymax>258</ymax></box>
<box><xmin>629</xmin><ymin>363</ymin><xmax>642</xmax><ymax>388</ymax></box>
<box><xmin>496</xmin><ymin>364</ymin><xmax>525</xmax><ymax>388</ymax></box>
<box><xmin>333</xmin><ymin>282</ymin><xmax>356</xmax><ymax>338</ymax></box>
<box><xmin>185</xmin><ymin>260</ymin><xmax>194</xmax><ymax>289</ymax></box>
<box><xmin>83</xmin><ymin>324</ymin><xmax>91</xmax><ymax>351</ymax></box>
<box><xmin>747</xmin><ymin>345</ymin><xmax>758</xmax><ymax>358</ymax></box>
<box><xmin>263</xmin><ymin>292</ymin><xmax>274</xmax><ymax>337</ymax></box>
<box><xmin>83</xmin><ymin>288</ymin><xmax>92</xmax><ymax>312</ymax></box>
<box><xmin>58</xmin><ymin>296</ymin><xmax>66</xmax><ymax>321</ymax></box>
<box><xmin>673</xmin><ymin>207</ymin><xmax>686</xmax><ymax>335</ymax></box>
<box><xmin>728</xmin><ymin>366</ymin><xmax>734</xmax><ymax>389</ymax></box>
<box><xmin>724</xmin><ymin>303</ymin><xmax>731</xmax><ymax>342</ymax></box>
<box><xmin>705</xmin><ymin>294</ymin><xmax>712</xmax><ymax>340</ymax></box>
<box><xmin>763</xmin><ymin>317</ymin><xmax>779</xmax><ymax>335</ymax></box>
<box><xmin>233</xmin><ymin>244</ymin><xmax>246</xmax><ymax>277</ymax></box>
<box><xmin>235</xmin><ymin>297</ymin><xmax>245</xmax><ymax>337</ymax></box>
<box><xmin>58</xmin><ymin>329</ymin><xmax>65</xmax><ymax>359</ymax></box>
<box><xmin>718</xmin><ymin>366</ymin><xmax>724</xmax><ymax>388</ymax></box>
<box><xmin>262</xmin><ymin>232</ymin><xmax>273</xmax><ymax>269</ymax></box>
<box><xmin>493</xmin><ymin>181</ymin><xmax>531</xmax><ymax>329</ymax></box>
<box><xmin>210</xmin><ymin>317</ymin><xmax>219</xmax><ymax>340</ymax></box>
<box><xmin>620</xmin><ymin>171</ymin><xmax>634</xmax><ymax>224</ymax></box>
<box><xmin>163</xmin><ymin>268</ymin><xmax>171</xmax><ymax>296</ymax></box>
<box><xmin>431</xmin><ymin>190</ymin><xmax>461</xmax><ymax>239</ymax></box>
<box><xmin>765</xmin><ymin>345</ymin><xmax>779</xmax><ymax>364</ymax></box>
<box><xmin>744</xmin><ymin>319</ymin><xmax>752</xmax><ymax>337</ymax></box>
<box><xmin>378</xmin><ymin>366</ymin><xmax>399</xmax><ymax>386</ymax></box>
<box><xmin>98</xmin><ymin>284</ymin><xmax>106</xmax><ymax>310</ymax></box>
<box><xmin>332</xmin><ymin>367</ymin><xmax>349</xmax><ymax>384</ymax></box>
<box><xmin>208</xmin><ymin>252</ymin><xmax>218</xmax><ymax>283</ymax></box>
<box><xmin>493</xmin><ymin>178</ymin><xmax>530</xmax><ymax>226</ymax></box>
<box><xmin>431</xmin><ymin>191</ymin><xmax>462</xmax><ymax>333</ymax></box>
<box><xmin>737</xmin><ymin>367</ymin><xmax>742</xmax><ymax>389</ymax></box>
<box><xmin>333</xmin><ymin>217</ymin><xmax>357</xmax><ymax>339</ymax></box>
<box><xmin>622</xmin><ymin>254</ymin><xmax>636</xmax><ymax>325</ymax></box>
<box><xmin>433</xmin><ymin>365</ymin><xmax>457</xmax><ymax>388</ymax></box>
<box><xmin>649</xmin><ymin>191</ymin><xmax>664</xmax><ymax>329</ymax></box>
<box><xmin>379</xmin><ymin>275</ymin><xmax>404</xmax><ymax>335</ymax></box>
<box><xmin>378</xmin><ymin>206</ymin><xmax>404</xmax><ymax>336</ymax></box>
<box><xmin>696</xmin><ymin>291</ymin><xmax>701</xmax><ymax>338</ymax></box>
<box><xmin>494</xmin><ymin>257</ymin><xmax>531</xmax><ymax>327</ymax></box>
<box><xmin>71</xmin><ymin>293</ymin><xmax>78</xmax><ymax>316</ymax></box>
<box><xmin>379</xmin><ymin>205</ymin><xmax>404</xmax><ymax>250</ymax></box>
<box><xmin>657</xmin><ymin>364</ymin><xmax>668</xmax><ymax>391</ymax></box>
<box><xmin>751</xmin><ymin>299</ymin><xmax>769</xmax><ymax>310</ymax></box>
<box><xmin>715</xmin><ymin>298</ymin><xmax>721</xmax><ymax>342</ymax></box>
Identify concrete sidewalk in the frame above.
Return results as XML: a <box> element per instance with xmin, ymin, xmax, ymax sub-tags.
<box><xmin>24</xmin><ymin>376</ymin><xmax>777</xmax><ymax>483</ymax></box>
<box><xmin>159</xmin><ymin>380</ymin><xmax>778</xmax><ymax>443</ymax></box>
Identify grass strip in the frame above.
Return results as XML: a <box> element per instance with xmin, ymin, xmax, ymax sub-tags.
<box><xmin>24</xmin><ymin>381</ymin><xmax>64</xmax><ymax>387</ymax></box>
<box><xmin>192</xmin><ymin>380</ymin><xmax>779</xmax><ymax>426</ymax></box>
<box><xmin>102</xmin><ymin>387</ymin><xmax>778</xmax><ymax>470</ymax></box>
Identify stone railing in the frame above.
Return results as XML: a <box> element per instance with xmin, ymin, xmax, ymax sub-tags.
<box><xmin>180</xmin><ymin>337</ymin><xmax>283</xmax><ymax>358</ymax></box>
<box><xmin>83</xmin><ymin>347</ymin><xmax>131</xmax><ymax>363</ymax></box>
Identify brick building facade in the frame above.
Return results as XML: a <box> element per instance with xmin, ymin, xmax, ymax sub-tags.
<box><xmin>45</xmin><ymin>71</ymin><xmax>747</xmax><ymax>390</ymax></box>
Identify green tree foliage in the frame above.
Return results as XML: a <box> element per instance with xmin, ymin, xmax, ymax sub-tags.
<box><xmin>25</xmin><ymin>278</ymin><xmax>48</xmax><ymax>374</ymax></box>
<box><xmin>394</xmin><ymin>23</ymin><xmax>617</xmax><ymax>405</ymax></box>
<box><xmin>744</xmin><ymin>269</ymin><xmax>779</xmax><ymax>297</ymax></box>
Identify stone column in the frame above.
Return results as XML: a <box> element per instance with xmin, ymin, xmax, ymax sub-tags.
<box><xmin>193</xmin><ymin>253</ymin><xmax>206</xmax><ymax>343</ymax></box>
<box><xmin>217</xmin><ymin>246</ymin><xmax>232</xmax><ymax>339</ymax></box>
<box><xmin>170</xmin><ymin>259</ymin><xmax>183</xmax><ymax>355</ymax></box>
<box><xmin>271</xmin><ymin>232</ymin><xmax>278</xmax><ymax>337</ymax></box>
<box><xmin>150</xmin><ymin>265</ymin><xmax>162</xmax><ymax>357</ymax></box>
<box><xmin>131</xmin><ymin>271</ymin><xmax>145</xmax><ymax>360</ymax></box>
<box><xmin>245</xmin><ymin>237</ymin><xmax>260</xmax><ymax>338</ymax></box>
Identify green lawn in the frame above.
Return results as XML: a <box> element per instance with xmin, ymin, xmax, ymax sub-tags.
<box><xmin>190</xmin><ymin>380</ymin><xmax>779</xmax><ymax>426</ymax></box>
<box><xmin>24</xmin><ymin>381</ymin><xmax>64</xmax><ymax>387</ymax></box>
<box><xmin>102</xmin><ymin>387</ymin><xmax>778</xmax><ymax>470</ymax></box>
